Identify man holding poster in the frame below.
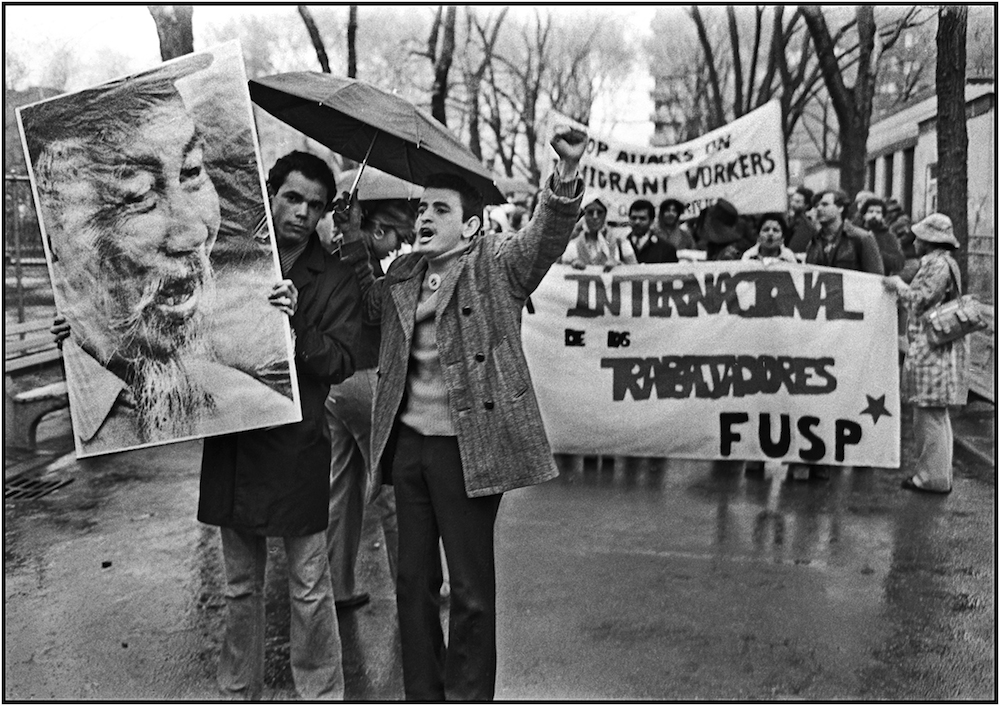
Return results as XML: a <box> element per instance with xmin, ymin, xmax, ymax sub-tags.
<box><xmin>199</xmin><ymin>151</ymin><xmax>361</xmax><ymax>700</ymax></box>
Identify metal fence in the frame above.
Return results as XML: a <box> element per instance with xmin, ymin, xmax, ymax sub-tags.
<box><xmin>4</xmin><ymin>174</ymin><xmax>50</xmax><ymax>323</ymax></box>
<box><xmin>967</xmin><ymin>234</ymin><xmax>995</xmax><ymax>307</ymax></box>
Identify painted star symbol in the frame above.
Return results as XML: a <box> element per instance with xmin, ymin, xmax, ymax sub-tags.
<box><xmin>860</xmin><ymin>394</ymin><xmax>892</xmax><ymax>425</ymax></box>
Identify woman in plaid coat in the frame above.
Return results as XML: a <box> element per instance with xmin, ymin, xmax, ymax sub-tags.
<box><xmin>883</xmin><ymin>213</ymin><xmax>969</xmax><ymax>493</ymax></box>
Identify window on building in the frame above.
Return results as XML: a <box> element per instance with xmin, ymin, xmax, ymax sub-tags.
<box><xmin>925</xmin><ymin>163</ymin><xmax>937</xmax><ymax>215</ymax></box>
<box><xmin>902</xmin><ymin>147</ymin><xmax>915</xmax><ymax>216</ymax></box>
<box><xmin>867</xmin><ymin>160</ymin><xmax>876</xmax><ymax>191</ymax></box>
<box><xmin>884</xmin><ymin>154</ymin><xmax>895</xmax><ymax>197</ymax></box>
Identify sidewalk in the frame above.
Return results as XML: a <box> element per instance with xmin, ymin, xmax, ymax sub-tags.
<box><xmin>5</xmin><ymin>410</ymin><xmax>995</xmax><ymax>700</ymax></box>
<box><xmin>952</xmin><ymin>399</ymin><xmax>997</xmax><ymax>468</ymax></box>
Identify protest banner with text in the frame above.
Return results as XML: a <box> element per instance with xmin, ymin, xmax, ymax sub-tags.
<box><xmin>522</xmin><ymin>262</ymin><xmax>900</xmax><ymax>467</ymax></box>
<box><xmin>549</xmin><ymin>101</ymin><xmax>788</xmax><ymax>222</ymax></box>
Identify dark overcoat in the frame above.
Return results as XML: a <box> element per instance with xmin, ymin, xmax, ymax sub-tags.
<box><xmin>198</xmin><ymin>234</ymin><xmax>361</xmax><ymax>536</ymax></box>
<box><xmin>343</xmin><ymin>177</ymin><xmax>583</xmax><ymax>499</ymax></box>
<box><xmin>631</xmin><ymin>234</ymin><xmax>678</xmax><ymax>263</ymax></box>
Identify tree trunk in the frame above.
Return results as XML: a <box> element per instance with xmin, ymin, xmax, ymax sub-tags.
<box><xmin>348</xmin><ymin>5</ymin><xmax>358</xmax><ymax>79</ymax></box>
<box><xmin>467</xmin><ymin>86</ymin><xmax>482</xmax><ymax>160</ymax></box>
<box><xmin>690</xmin><ymin>6</ymin><xmax>726</xmax><ymax>129</ymax></box>
<box><xmin>298</xmin><ymin>5</ymin><xmax>331</xmax><ymax>73</ymax></box>
<box><xmin>936</xmin><ymin>5</ymin><xmax>969</xmax><ymax>289</ymax></box>
<box><xmin>464</xmin><ymin>8</ymin><xmax>508</xmax><ymax>163</ymax></box>
<box><xmin>147</xmin><ymin>6</ymin><xmax>194</xmax><ymax>61</ymax></box>
<box><xmin>802</xmin><ymin>5</ymin><xmax>877</xmax><ymax>198</ymax></box>
<box><xmin>430</xmin><ymin>5</ymin><xmax>456</xmax><ymax>126</ymax></box>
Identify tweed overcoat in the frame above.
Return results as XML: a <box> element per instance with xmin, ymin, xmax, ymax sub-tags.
<box><xmin>198</xmin><ymin>234</ymin><xmax>361</xmax><ymax>536</ymax></box>
<box><xmin>899</xmin><ymin>248</ymin><xmax>969</xmax><ymax>407</ymax></box>
<box><xmin>344</xmin><ymin>177</ymin><xmax>584</xmax><ymax>498</ymax></box>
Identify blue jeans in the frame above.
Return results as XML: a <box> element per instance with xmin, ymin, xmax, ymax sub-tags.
<box><xmin>217</xmin><ymin>528</ymin><xmax>344</xmax><ymax>700</ymax></box>
<box><xmin>325</xmin><ymin>369</ymin><xmax>398</xmax><ymax>594</ymax></box>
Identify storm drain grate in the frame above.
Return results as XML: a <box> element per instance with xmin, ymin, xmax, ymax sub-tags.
<box><xmin>4</xmin><ymin>476</ymin><xmax>74</xmax><ymax>500</ymax></box>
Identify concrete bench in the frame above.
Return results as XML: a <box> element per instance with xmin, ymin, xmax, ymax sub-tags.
<box><xmin>5</xmin><ymin>318</ymin><xmax>70</xmax><ymax>450</ymax></box>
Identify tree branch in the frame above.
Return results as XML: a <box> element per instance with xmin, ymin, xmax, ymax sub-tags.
<box><xmin>690</xmin><ymin>5</ymin><xmax>726</xmax><ymax>128</ymax></box>
<box><xmin>297</xmin><ymin>5</ymin><xmax>331</xmax><ymax>73</ymax></box>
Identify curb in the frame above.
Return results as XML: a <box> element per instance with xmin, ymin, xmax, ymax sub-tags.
<box><xmin>954</xmin><ymin>436</ymin><xmax>996</xmax><ymax>469</ymax></box>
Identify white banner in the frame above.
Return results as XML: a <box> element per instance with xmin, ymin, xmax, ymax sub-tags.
<box><xmin>549</xmin><ymin>101</ymin><xmax>788</xmax><ymax>222</ymax></box>
<box><xmin>523</xmin><ymin>262</ymin><xmax>901</xmax><ymax>468</ymax></box>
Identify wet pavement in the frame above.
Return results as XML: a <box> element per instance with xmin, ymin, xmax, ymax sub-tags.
<box><xmin>4</xmin><ymin>404</ymin><xmax>996</xmax><ymax>700</ymax></box>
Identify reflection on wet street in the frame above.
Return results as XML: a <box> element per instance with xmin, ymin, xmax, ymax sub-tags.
<box><xmin>495</xmin><ymin>453</ymin><xmax>994</xmax><ymax>700</ymax></box>
<box><xmin>4</xmin><ymin>429</ymin><xmax>995</xmax><ymax>700</ymax></box>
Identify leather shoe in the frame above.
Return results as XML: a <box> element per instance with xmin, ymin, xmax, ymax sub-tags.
<box><xmin>901</xmin><ymin>476</ymin><xmax>951</xmax><ymax>494</ymax></box>
<box><xmin>335</xmin><ymin>592</ymin><xmax>370</xmax><ymax>611</ymax></box>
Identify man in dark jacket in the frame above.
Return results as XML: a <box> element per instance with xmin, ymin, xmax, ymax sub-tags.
<box><xmin>859</xmin><ymin>196</ymin><xmax>905</xmax><ymax>275</ymax></box>
<box><xmin>804</xmin><ymin>189</ymin><xmax>884</xmax><ymax>275</ymax></box>
<box><xmin>627</xmin><ymin>198</ymin><xmax>678</xmax><ymax>263</ymax></box>
<box><xmin>198</xmin><ymin>152</ymin><xmax>361</xmax><ymax>700</ymax></box>
<box><xmin>792</xmin><ymin>189</ymin><xmax>883</xmax><ymax>483</ymax></box>
<box><xmin>787</xmin><ymin>185</ymin><xmax>818</xmax><ymax>253</ymax></box>
<box><xmin>325</xmin><ymin>199</ymin><xmax>413</xmax><ymax>610</ymax></box>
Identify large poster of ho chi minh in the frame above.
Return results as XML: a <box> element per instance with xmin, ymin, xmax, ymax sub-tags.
<box><xmin>16</xmin><ymin>41</ymin><xmax>302</xmax><ymax>458</ymax></box>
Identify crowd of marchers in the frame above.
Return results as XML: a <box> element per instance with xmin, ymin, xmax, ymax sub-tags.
<box><xmin>546</xmin><ymin>185</ymin><xmax>966</xmax><ymax>492</ymax></box>
<box><xmin>34</xmin><ymin>59</ymin><xmax>969</xmax><ymax>701</ymax></box>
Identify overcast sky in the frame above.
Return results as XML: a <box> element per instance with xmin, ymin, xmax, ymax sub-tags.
<box><xmin>4</xmin><ymin>4</ymin><xmax>658</xmax><ymax>144</ymax></box>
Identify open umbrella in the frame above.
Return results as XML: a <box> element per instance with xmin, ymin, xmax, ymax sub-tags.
<box><xmin>250</xmin><ymin>72</ymin><xmax>505</xmax><ymax>204</ymax></box>
<box><xmin>495</xmin><ymin>175</ymin><xmax>538</xmax><ymax>197</ymax></box>
<box><xmin>338</xmin><ymin>166</ymin><xmax>422</xmax><ymax>202</ymax></box>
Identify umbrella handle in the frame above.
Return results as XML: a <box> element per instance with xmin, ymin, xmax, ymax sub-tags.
<box><xmin>347</xmin><ymin>132</ymin><xmax>378</xmax><ymax>200</ymax></box>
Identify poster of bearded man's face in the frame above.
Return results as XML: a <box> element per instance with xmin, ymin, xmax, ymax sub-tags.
<box><xmin>17</xmin><ymin>41</ymin><xmax>301</xmax><ymax>458</ymax></box>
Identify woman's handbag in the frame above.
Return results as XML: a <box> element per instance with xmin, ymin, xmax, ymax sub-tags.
<box><xmin>924</xmin><ymin>258</ymin><xmax>988</xmax><ymax>346</ymax></box>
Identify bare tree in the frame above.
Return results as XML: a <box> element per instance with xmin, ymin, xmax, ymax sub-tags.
<box><xmin>657</xmin><ymin>7</ymin><xmax>826</xmax><ymax>142</ymax></box>
<box><xmin>5</xmin><ymin>51</ymin><xmax>28</xmax><ymax>90</ymax></box>
<box><xmin>463</xmin><ymin>8</ymin><xmax>508</xmax><ymax>161</ymax></box>
<box><xmin>298</xmin><ymin>5</ymin><xmax>331</xmax><ymax>73</ymax></box>
<box><xmin>148</xmin><ymin>5</ymin><xmax>194</xmax><ymax>61</ymax></box>
<box><xmin>689</xmin><ymin>6</ymin><xmax>728</xmax><ymax>130</ymax></box>
<box><xmin>492</xmin><ymin>12</ymin><xmax>553</xmax><ymax>183</ymax></box>
<box><xmin>936</xmin><ymin>5</ymin><xmax>969</xmax><ymax>288</ymax></box>
<box><xmin>424</xmin><ymin>5</ymin><xmax>457</xmax><ymax>125</ymax></box>
<box><xmin>347</xmin><ymin>5</ymin><xmax>358</xmax><ymax>78</ymax></box>
<box><xmin>802</xmin><ymin>5</ymin><xmax>918</xmax><ymax>198</ymax></box>
<box><xmin>40</xmin><ymin>46</ymin><xmax>75</xmax><ymax>91</ymax></box>
<box><xmin>487</xmin><ymin>9</ymin><xmax>633</xmax><ymax>183</ymax></box>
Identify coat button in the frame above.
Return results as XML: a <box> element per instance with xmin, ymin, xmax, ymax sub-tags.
<box><xmin>462</xmin><ymin>305</ymin><xmax>472</xmax><ymax>316</ymax></box>
<box><xmin>475</xmin><ymin>352</ymin><xmax>485</xmax><ymax>362</ymax></box>
<box><xmin>484</xmin><ymin>400</ymin><xmax>495</xmax><ymax>410</ymax></box>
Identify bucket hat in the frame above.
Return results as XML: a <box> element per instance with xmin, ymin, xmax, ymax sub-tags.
<box><xmin>912</xmin><ymin>213</ymin><xmax>959</xmax><ymax>249</ymax></box>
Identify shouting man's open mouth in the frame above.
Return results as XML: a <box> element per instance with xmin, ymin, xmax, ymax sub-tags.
<box><xmin>416</xmin><ymin>226</ymin><xmax>435</xmax><ymax>246</ymax></box>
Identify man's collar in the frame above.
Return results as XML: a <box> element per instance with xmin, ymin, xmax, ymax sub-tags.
<box><xmin>282</xmin><ymin>232</ymin><xmax>327</xmax><ymax>276</ymax></box>
<box><xmin>819</xmin><ymin>219</ymin><xmax>843</xmax><ymax>240</ymax></box>
<box><xmin>631</xmin><ymin>231</ymin><xmax>654</xmax><ymax>249</ymax></box>
<box><xmin>63</xmin><ymin>339</ymin><xmax>129</xmax><ymax>442</ymax></box>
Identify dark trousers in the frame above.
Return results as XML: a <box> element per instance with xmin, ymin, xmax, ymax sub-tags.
<box><xmin>392</xmin><ymin>424</ymin><xmax>503</xmax><ymax>701</ymax></box>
